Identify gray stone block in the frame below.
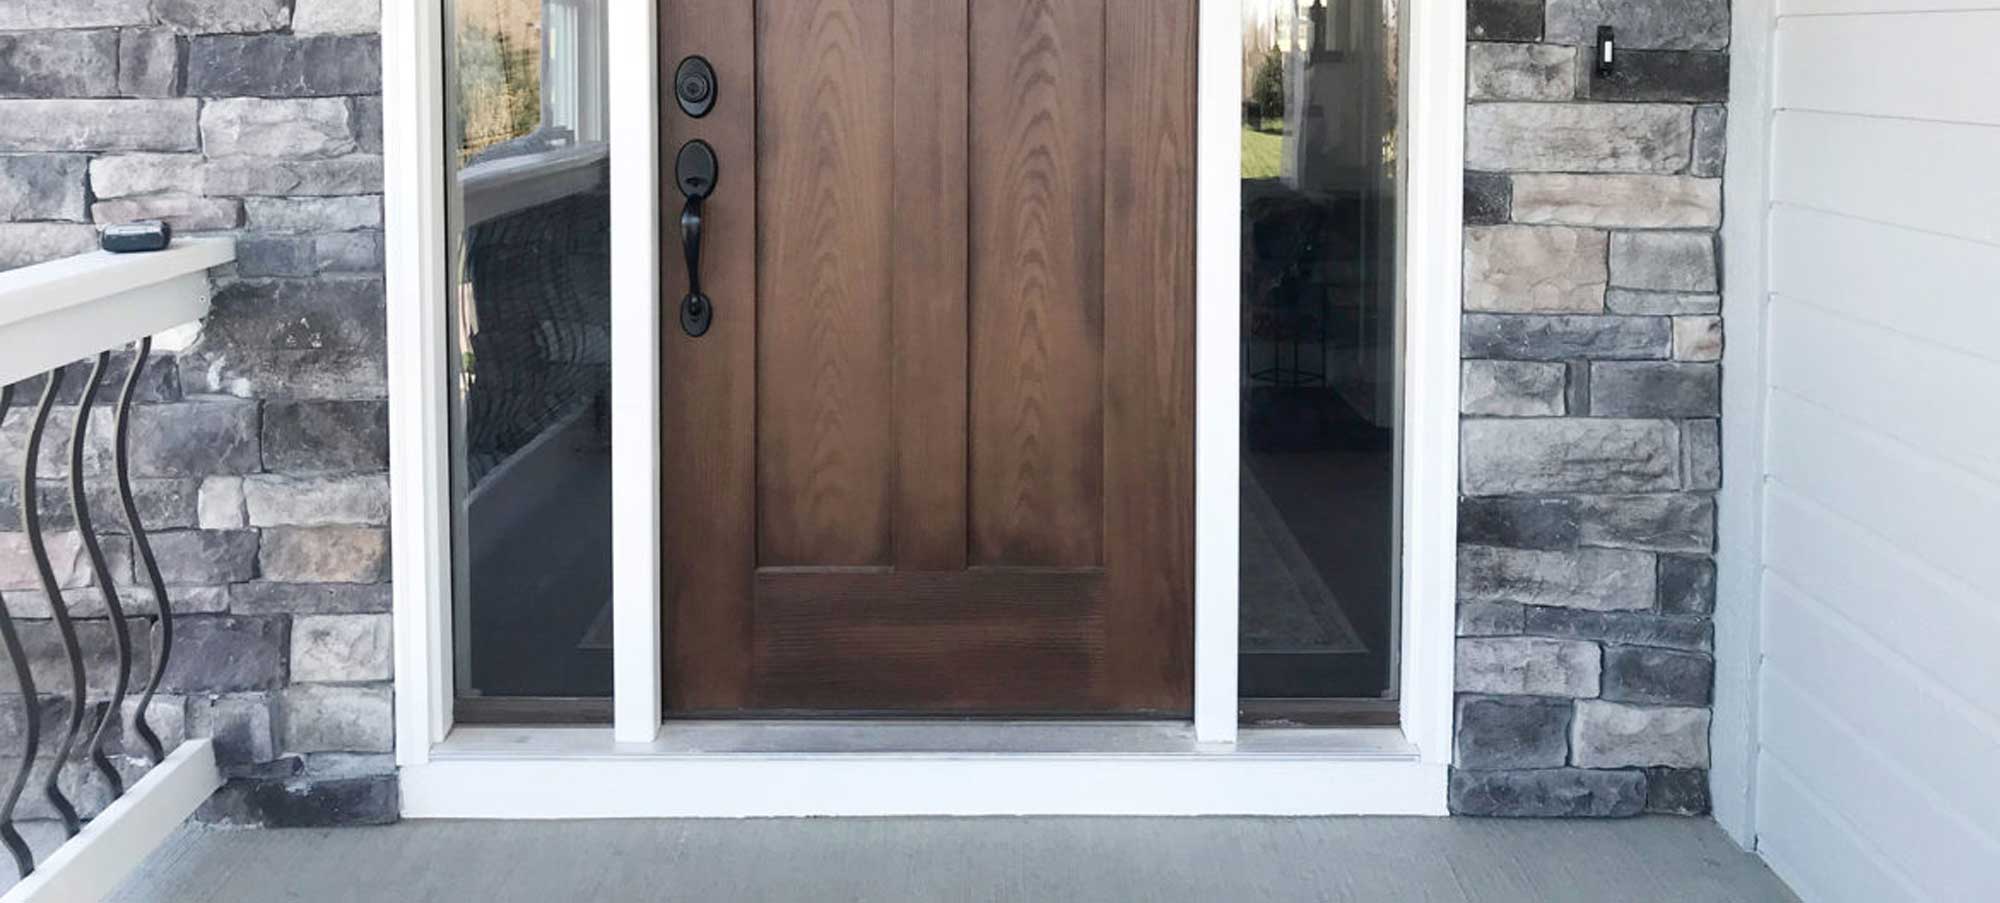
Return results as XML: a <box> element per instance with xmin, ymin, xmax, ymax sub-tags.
<box><xmin>1571</xmin><ymin>699</ymin><xmax>1709</xmax><ymax>768</ymax></box>
<box><xmin>1456</xmin><ymin>636</ymin><xmax>1601</xmax><ymax>697</ymax></box>
<box><xmin>0</xmin><ymin>1</ymin><xmax>153</xmax><ymax>30</ymax></box>
<box><xmin>160</xmin><ymin>616</ymin><xmax>288</xmax><ymax>693</ymax></box>
<box><xmin>204</xmin><ymin>156</ymin><xmax>384</xmax><ymax>197</ymax></box>
<box><xmin>1683</xmin><ymin>419</ymin><xmax>1721</xmax><ymax>491</ymax></box>
<box><xmin>1466</xmin><ymin>0</ymin><xmax>1543</xmax><ymax>42</ymax></box>
<box><xmin>178</xmin><ymin>348</ymin><xmax>388</xmax><ymax>400</ymax></box>
<box><xmin>199</xmin><ymin>772</ymin><xmax>399</xmax><ymax>827</ymax></box>
<box><xmin>1523</xmin><ymin>606</ymin><xmax>1712</xmax><ymax>652</ymax></box>
<box><xmin>245</xmin><ymin>475</ymin><xmax>390</xmax><ymax>527</ymax></box>
<box><xmin>281</xmin><ymin>684</ymin><xmax>394</xmax><ymax>753</ymax></box>
<box><xmin>1692</xmin><ymin>106</ymin><xmax>1727</xmax><ymax>178</ymax></box>
<box><xmin>1577</xmin><ymin>494</ymin><xmax>1714</xmax><ymax>553</ymax></box>
<box><xmin>127</xmin><ymin>401</ymin><xmax>263</xmax><ymax>477</ymax></box>
<box><xmin>1511</xmin><ymin>175</ymin><xmax>1720</xmax><ymax>229</ymax></box>
<box><xmin>1460</xmin><ymin>545</ymin><xmax>1655</xmax><ymax>611</ymax></box>
<box><xmin>261</xmin><ymin>400</ymin><xmax>389</xmax><ymax>474</ymax></box>
<box><xmin>1456</xmin><ymin>696</ymin><xmax>1571</xmax><ymax>769</ymax></box>
<box><xmin>0</xmin><ymin>617</ymin><xmax>154</xmax><ymax>697</ymax></box>
<box><xmin>1464</xmin><ymin>226</ymin><xmax>1606</xmax><ymax>313</ymax></box>
<box><xmin>1589</xmin><ymin>361</ymin><xmax>1720</xmax><ymax>418</ymax></box>
<box><xmin>350</xmin><ymin>96</ymin><xmax>384</xmax><ymax>154</ymax></box>
<box><xmin>122</xmin><ymin>693</ymin><xmax>189</xmax><ymax>758</ymax></box>
<box><xmin>295</xmin><ymin>0</ymin><xmax>383</xmax><ymax>35</ymax></box>
<box><xmin>316</xmin><ymin>231</ymin><xmax>385</xmax><ymax>273</ymax></box>
<box><xmin>118</xmin><ymin>29</ymin><xmax>185</xmax><ymax>98</ymax></box>
<box><xmin>229</xmin><ymin>582</ymin><xmax>393</xmax><ymax>615</ymax></box>
<box><xmin>1463</xmin><ymin>172</ymin><xmax>1510</xmax><ymax>226</ymax></box>
<box><xmin>197</xmin><ymin>476</ymin><xmax>246</xmax><ymax>530</ymax></box>
<box><xmin>1583</xmin><ymin>51</ymin><xmax>1729</xmax><ymax>103</ymax></box>
<box><xmin>1459</xmin><ymin>497</ymin><xmax>1579</xmax><ymax>550</ymax></box>
<box><xmin>201</xmin><ymin>98</ymin><xmax>357</xmax><ymax>159</ymax></box>
<box><xmin>0</xmin><ymin>99</ymin><xmax>200</xmax><ymax>153</ymax></box>
<box><xmin>291</xmin><ymin>614</ymin><xmax>392</xmax><ymax>682</ymax></box>
<box><xmin>1457</xmin><ymin>601</ymin><xmax>1526</xmax><ymax>636</ymax></box>
<box><xmin>189</xmin><ymin>693</ymin><xmax>278</xmax><ymax>765</ymax></box>
<box><xmin>1449</xmin><ymin>767</ymin><xmax>1648</xmax><ymax>817</ymax></box>
<box><xmin>0</xmin><ymin>532</ymin><xmax>131</xmax><ymax>591</ymax></box>
<box><xmin>0</xmin><ymin>153</ymin><xmax>89</xmax><ymax>220</ymax></box>
<box><xmin>1462</xmin><ymin>314</ymin><xmax>1671</xmax><ymax>361</ymax></box>
<box><xmin>0</xmin><ymin>223</ymin><xmax>100</xmax><ymax>269</ymax></box>
<box><xmin>89</xmin><ymin>154</ymin><xmax>204</xmax><ymax>199</ymax></box>
<box><xmin>1603</xmin><ymin>646</ymin><xmax>1713</xmax><ymax>706</ymax></box>
<box><xmin>1658</xmin><ymin>555</ymin><xmax>1716</xmax><ymax>616</ymax></box>
<box><xmin>149</xmin><ymin>529</ymin><xmax>259</xmax><ymax>585</ymax></box>
<box><xmin>1467</xmin><ymin>103</ymin><xmax>1691</xmax><ymax>174</ymax></box>
<box><xmin>259</xmin><ymin>527</ymin><xmax>391</xmax><ymax>584</ymax></box>
<box><xmin>1461</xmin><ymin>360</ymin><xmax>1566</xmax><ymax>416</ymax></box>
<box><xmin>234</xmin><ymin>237</ymin><xmax>319</xmax><ymax>277</ymax></box>
<box><xmin>1605</xmin><ymin>289</ymin><xmax>1719</xmax><ymax>316</ymax></box>
<box><xmin>1548</xmin><ymin>0</ymin><xmax>1729</xmax><ymax>50</ymax></box>
<box><xmin>155</xmin><ymin>0</ymin><xmax>294</xmax><ymax>34</ymax></box>
<box><xmin>1672</xmin><ymin>315</ymin><xmax>1723</xmax><ymax>362</ymax></box>
<box><xmin>0</xmin><ymin>31</ymin><xmax>120</xmax><ymax>98</ymax></box>
<box><xmin>1645</xmin><ymin>767</ymin><xmax>1710</xmax><ymax>815</ymax></box>
<box><xmin>1610</xmin><ymin>231</ymin><xmax>1717</xmax><ymax>293</ymax></box>
<box><xmin>0</xmin><ymin>478</ymin><xmax>200</xmax><ymax>533</ymax></box>
<box><xmin>1468</xmin><ymin>43</ymin><xmax>1575</xmax><ymax>101</ymax></box>
<box><xmin>203</xmin><ymin>279</ymin><xmax>387</xmax><ymax>351</ymax></box>
<box><xmin>244</xmin><ymin>196</ymin><xmax>383</xmax><ymax>233</ymax></box>
<box><xmin>188</xmin><ymin>35</ymin><xmax>383</xmax><ymax>98</ymax></box>
<box><xmin>1462</xmin><ymin>418</ymin><xmax>1680</xmax><ymax>495</ymax></box>
<box><xmin>91</xmin><ymin>195</ymin><xmax>244</xmax><ymax>231</ymax></box>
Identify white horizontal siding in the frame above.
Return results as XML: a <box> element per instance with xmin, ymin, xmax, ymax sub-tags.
<box><xmin>1751</xmin><ymin>0</ymin><xmax>2000</xmax><ymax>896</ymax></box>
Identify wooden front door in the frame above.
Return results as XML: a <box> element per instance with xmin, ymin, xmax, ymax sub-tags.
<box><xmin>658</xmin><ymin>0</ymin><xmax>1194</xmax><ymax>716</ymax></box>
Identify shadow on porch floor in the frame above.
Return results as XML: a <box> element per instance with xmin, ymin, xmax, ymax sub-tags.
<box><xmin>111</xmin><ymin>815</ymin><xmax>1796</xmax><ymax>902</ymax></box>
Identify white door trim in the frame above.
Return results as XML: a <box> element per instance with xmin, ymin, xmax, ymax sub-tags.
<box><xmin>387</xmin><ymin>0</ymin><xmax>1463</xmax><ymax>812</ymax></box>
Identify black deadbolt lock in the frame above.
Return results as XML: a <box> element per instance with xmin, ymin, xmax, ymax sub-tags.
<box><xmin>675</xmin><ymin>56</ymin><xmax>717</xmax><ymax>118</ymax></box>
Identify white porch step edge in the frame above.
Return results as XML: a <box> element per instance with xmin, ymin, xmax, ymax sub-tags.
<box><xmin>0</xmin><ymin>740</ymin><xmax>222</xmax><ymax>903</ymax></box>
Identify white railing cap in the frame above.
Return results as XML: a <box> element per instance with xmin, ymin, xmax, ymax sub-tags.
<box><xmin>0</xmin><ymin>237</ymin><xmax>235</xmax><ymax>388</ymax></box>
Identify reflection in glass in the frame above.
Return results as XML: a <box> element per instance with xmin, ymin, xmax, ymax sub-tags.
<box><xmin>1239</xmin><ymin>0</ymin><xmax>1401</xmax><ymax>707</ymax></box>
<box><xmin>448</xmin><ymin>0</ymin><xmax>613</xmax><ymax>705</ymax></box>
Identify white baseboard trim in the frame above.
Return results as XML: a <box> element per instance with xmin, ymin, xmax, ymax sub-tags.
<box><xmin>2</xmin><ymin>739</ymin><xmax>222</xmax><ymax>903</ymax></box>
<box><xmin>401</xmin><ymin>725</ymin><xmax>1448</xmax><ymax>818</ymax></box>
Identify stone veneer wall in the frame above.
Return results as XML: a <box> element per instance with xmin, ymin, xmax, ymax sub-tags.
<box><xmin>1451</xmin><ymin>0</ymin><xmax>1728</xmax><ymax>815</ymax></box>
<box><xmin>0</xmin><ymin>0</ymin><xmax>394</xmax><ymax>827</ymax></box>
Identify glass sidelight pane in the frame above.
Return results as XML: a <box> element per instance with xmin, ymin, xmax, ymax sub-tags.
<box><xmin>446</xmin><ymin>0</ymin><xmax>613</xmax><ymax>711</ymax></box>
<box><xmin>1238</xmin><ymin>0</ymin><xmax>1401</xmax><ymax>713</ymax></box>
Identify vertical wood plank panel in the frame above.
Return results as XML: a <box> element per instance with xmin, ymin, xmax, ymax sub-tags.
<box><xmin>1102</xmin><ymin>0</ymin><xmax>1197</xmax><ymax>710</ymax></box>
<box><xmin>756</xmin><ymin>0</ymin><xmax>896</xmax><ymax>566</ymax></box>
<box><xmin>660</xmin><ymin>0</ymin><xmax>757</xmax><ymax>709</ymax></box>
<box><xmin>967</xmin><ymin>0</ymin><xmax>1107</xmax><ymax>568</ymax></box>
<box><xmin>891</xmin><ymin>0</ymin><xmax>972</xmax><ymax>571</ymax></box>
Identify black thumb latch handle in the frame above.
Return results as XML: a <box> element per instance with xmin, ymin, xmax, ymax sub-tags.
<box><xmin>676</xmin><ymin>140</ymin><xmax>718</xmax><ymax>337</ymax></box>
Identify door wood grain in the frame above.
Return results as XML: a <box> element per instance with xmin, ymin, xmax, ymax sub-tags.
<box><xmin>660</xmin><ymin>0</ymin><xmax>1195</xmax><ymax>716</ymax></box>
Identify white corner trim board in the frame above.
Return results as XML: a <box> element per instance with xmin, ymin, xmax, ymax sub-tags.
<box><xmin>0</xmin><ymin>740</ymin><xmax>222</xmax><ymax>903</ymax></box>
<box><xmin>0</xmin><ymin>238</ymin><xmax>234</xmax><ymax>387</ymax></box>
<box><xmin>386</xmin><ymin>0</ymin><xmax>1465</xmax><ymax>816</ymax></box>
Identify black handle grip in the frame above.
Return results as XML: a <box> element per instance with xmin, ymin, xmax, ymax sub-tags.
<box><xmin>676</xmin><ymin>140</ymin><xmax>718</xmax><ymax>337</ymax></box>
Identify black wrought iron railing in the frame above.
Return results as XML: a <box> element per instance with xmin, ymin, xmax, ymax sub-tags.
<box><xmin>0</xmin><ymin>343</ymin><xmax>178</xmax><ymax>877</ymax></box>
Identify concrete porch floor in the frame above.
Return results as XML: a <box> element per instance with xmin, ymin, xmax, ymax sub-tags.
<box><xmin>111</xmin><ymin>816</ymin><xmax>1796</xmax><ymax>902</ymax></box>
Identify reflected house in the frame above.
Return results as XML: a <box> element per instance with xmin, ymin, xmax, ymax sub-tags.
<box><xmin>452</xmin><ymin>0</ymin><xmax>616</xmax><ymax>703</ymax></box>
<box><xmin>1239</xmin><ymin>0</ymin><xmax>1402</xmax><ymax>704</ymax></box>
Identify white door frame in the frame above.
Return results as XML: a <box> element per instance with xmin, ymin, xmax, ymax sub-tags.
<box><xmin>387</xmin><ymin>0</ymin><xmax>1462</xmax><ymax>817</ymax></box>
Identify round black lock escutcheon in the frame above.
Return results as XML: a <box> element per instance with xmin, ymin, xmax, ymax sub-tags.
<box><xmin>675</xmin><ymin>56</ymin><xmax>717</xmax><ymax>118</ymax></box>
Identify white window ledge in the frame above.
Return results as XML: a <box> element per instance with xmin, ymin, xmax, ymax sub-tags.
<box><xmin>460</xmin><ymin>143</ymin><xmax>610</xmax><ymax>228</ymax></box>
<box><xmin>0</xmin><ymin>237</ymin><xmax>235</xmax><ymax>387</ymax></box>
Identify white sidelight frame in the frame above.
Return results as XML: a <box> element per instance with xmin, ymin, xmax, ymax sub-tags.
<box><xmin>388</xmin><ymin>0</ymin><xmax>1462</xmax><ymax>813</ymax></box>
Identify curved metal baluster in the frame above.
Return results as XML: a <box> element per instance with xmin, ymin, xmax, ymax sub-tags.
<box><xmin>117</xmin><ymin>341</ymin><xmax>171</xmax><ymax>764</ymax></box>
<box><xmin>74</xmin><ymin>352</ymin><xmax>134</xmax><ymax>799</ymax></box>
<box><xmin>0</xmin><ymin>385</ymin><xmax>41</xmax><ymax>876</ymax></box>
<box><xmin>21</xmin><ymin>371</ymin><xmax>83</xmax><ymax>837</ymax></box>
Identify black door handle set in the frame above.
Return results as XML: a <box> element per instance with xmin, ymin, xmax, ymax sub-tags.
<box><xmin>674</xmin><ymin>56</ymin><xmax>717</xmax><ymax>338</ymax></box>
